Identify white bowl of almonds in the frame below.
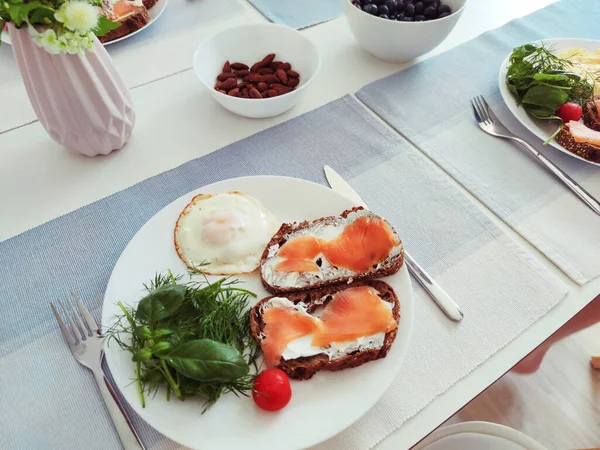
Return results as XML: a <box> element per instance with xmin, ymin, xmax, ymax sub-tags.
<box><xmin>193</xmin><ymin>23</ymin><xmax>321</xmax><ymax>119</ymax></box>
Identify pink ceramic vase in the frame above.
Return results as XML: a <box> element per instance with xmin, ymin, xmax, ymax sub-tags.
<box><xmin>8</xmin><ymin>24</ymin><xmax>135</xmax><ymax>157</ymax></box>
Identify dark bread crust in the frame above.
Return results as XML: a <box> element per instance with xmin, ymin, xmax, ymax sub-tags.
<box><xmin>98</xmin><ymin>6</ymin><xmax>150</xmax><ymax>43</ymax></box>
<box><xmin>583</xmin><ymin>98</ymin><xmax>600</xmax><ymax>132</ymax></box>
<box><xmin>555</xmin><ymin>127</ymin><xmax>600</xmax><ymax>163</ymax></box>
<box><xmin>250</xmin><ymin>280</ymin><xmax>400</xmax><ymax>380</ymax></box>
<box><xmin>260</xmin><ymin>207</ymin><xmax>404</xmax><ymax>294</ymax></box>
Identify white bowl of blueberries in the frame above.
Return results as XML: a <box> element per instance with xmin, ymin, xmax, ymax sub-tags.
<box><xmin>345</xmin><ymin>0</ymin><xmax>468</xmax><ymax>62</ymax></box>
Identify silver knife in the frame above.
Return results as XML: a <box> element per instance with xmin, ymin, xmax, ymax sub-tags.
<box><xmin>324</xmin><ymin>165</ymin><xmax>464</xmax><ymax>322</ymax></box>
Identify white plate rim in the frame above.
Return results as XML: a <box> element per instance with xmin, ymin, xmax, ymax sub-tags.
<box><xmin>413</xmin><ymin>421</ymin><xmax>549</xmax><ymax>450</ymax></box>
<box><xmin>101</xmin><ymin>175</ymin><xmax>415</xmax><ymax>450</ymax></box>
<box><xmin>0</xmin><ymin>0</ymin><xmax>168</xmax><ymax>46</ymax></box>
<box><xmin>498</xmin><ymin>37</ymin><xmax>600</xmax><ymax>167</ymax></box>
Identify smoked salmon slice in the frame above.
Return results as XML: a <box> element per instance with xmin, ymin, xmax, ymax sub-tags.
<box><xmin>312</xmin><ymin>286</ymin><xmax>397</xmax><ymax>347</ymax></box>
<box><xmin>261</xmin><ymin>307</ymin><xmax>321</xmax><ymax>367</ymax></box>
<box><xmin>323</xmin><ymin>216</ymin><xmax>399</xmax><ymax>273</ymax></box>
<box><xmin>274</xmin><ymin>259</ymin><xmax>320</xmax><ymax>273</ymax></box>
<box><xmin>568</xmin><ymin>120</ymin><xmax>600</xmax><ymax>147</ymax></box>
<box><xmin>274</xmin><ymin>216</ymin><xmax>399</xmax><ymax>274</ymax></box>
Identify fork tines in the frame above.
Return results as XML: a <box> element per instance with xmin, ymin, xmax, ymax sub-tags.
<box><xmin>470</xmin><ymin>95</ymin><xmax>493</xmax><ymax>124</ymax></box>
<box><xmin>51</xmin><ymin>292</ymin><xmax>99</xmax><ymax>346</ymax></box>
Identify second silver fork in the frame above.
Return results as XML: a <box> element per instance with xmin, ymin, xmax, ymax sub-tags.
<box><xmin>470</xmin><ymin>95</ymin><xmax>600</xmax><ymax>216</ymax></box>
<box><xmin>51</xmin><ymin>293</ymin><xmax>145</xmax><ymax>450</ymax></box>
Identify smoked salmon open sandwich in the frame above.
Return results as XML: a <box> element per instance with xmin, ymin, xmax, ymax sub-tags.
<box><xmin>260</xmin><ymin>207</ymin><xmax>404</xmax><ymax>294</ymax></box>
<box><xmin>250</xmin><ymin>280</ymin><xmax>400</xmax><ymax>380</ymax></box>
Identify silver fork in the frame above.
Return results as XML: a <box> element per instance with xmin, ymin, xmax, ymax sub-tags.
<box><xmin>470</xmin><ymin>95</ymin><xmax>600</xmax><ymax>216</ymax></box>
<box><xmin>51</xmin><ymin>293</ymin><xmax>145</xmax><ymax>450</ymax></box>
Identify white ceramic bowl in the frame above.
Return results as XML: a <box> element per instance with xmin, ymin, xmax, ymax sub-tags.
<box><xmin>345</xmin><ymin>0</ymin><xmax>468</xmax><ymax>62</ymax></box>
<box><xmin>193</xmin><ymin>23</ymin><xmax>321</xmax><ymax>119</ymax></box>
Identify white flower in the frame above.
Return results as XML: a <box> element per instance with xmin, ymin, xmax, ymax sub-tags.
<box><xmin>31</xmin><ymin>29</ymin><xmax>62</xmax><ymax>54</ymax></box>
<box><xmin>55</xmin><ymin>1</ymin><xmax>99</xmax><ymax>33</ymax></box>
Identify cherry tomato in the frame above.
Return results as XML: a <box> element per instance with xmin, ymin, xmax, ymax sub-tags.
<box><xmin>252</xmin><ymin>368</ymin><xmax>292</xmax><ymax>411</ymax></box>
<box><xmin>556</xmin><ymin>102</ymin><xmax>583</xmax><ymax>123</ymax></box>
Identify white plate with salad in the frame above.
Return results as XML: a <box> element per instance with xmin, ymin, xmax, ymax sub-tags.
<box><xmin>499</xmin><ymin>38</ymin><xmax>600</xmax><ymax>166</ymax></box>
<box><xmin>102</xmin><ymin>175</ymin><xmax>414</xmax><ymax>450</ymax></box>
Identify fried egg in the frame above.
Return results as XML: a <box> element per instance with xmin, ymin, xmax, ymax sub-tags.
<box><xmin>558</xmin><ymin>48</ymin><xmax>600</xmax><ymax>96</ymax></box>
<box><xmin>174</xmin><ymin>191</ymin><xmax>279</xmax><ymax>274</ymax></box>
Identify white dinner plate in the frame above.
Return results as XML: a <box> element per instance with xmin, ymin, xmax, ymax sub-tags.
<box><xmin>498</xmin><ymin>37</ymin><xmax>600</xmax><ymax>167</ymax></box>
<box><xmin>412</xmin><ymin>421</ymin><xmax>549</xmax><ymax>450</ymax></box>
<box><xmin>102</xmin><ymin>175</ymin><xmax>414</xmax><ymax>450</ymax></box>
<box><xmin>0</xmin><ymin>0</ymin><xmax>168</xmax><ymax>46</ymax></box>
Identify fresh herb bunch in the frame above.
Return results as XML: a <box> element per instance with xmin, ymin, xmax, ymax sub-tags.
<box><xmin>107</xmin><ymin>269</ymin><xmax>260</xmax><ymax>412</ymax></box>
<box><xmin>0</xmin><ymin>0</ymin><xmax>120</xmax><ymax>55</ymax></box>
<box><xmin>505</xmin><ymin>44</ymin><xmax>596</xmax><ymax>143</ymax></box>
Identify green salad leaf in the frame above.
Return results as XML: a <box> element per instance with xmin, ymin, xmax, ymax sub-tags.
<box><xmin>106</xmin><ymin>270</ymin><xmax>260</xmax><ymax>412</ymax></box>
<box><xmin>505</xmin><ymin>43</ymin><xmax>595</xmax><ymax>144</ymax></box>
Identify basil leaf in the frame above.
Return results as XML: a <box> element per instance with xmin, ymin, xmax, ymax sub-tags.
<box><xmin>151</xmin><ymin>341</ymin><xmax>173</xmax><ymax>356</ymax></box>
<box><xmin>93</xmin><ymin>15</ymin><xmax>121</xmax><ymax>37</ymax></box>
<box><xmin>137</xmin><ymin>284</ymin><xmax>186</xmax><ymax>326</ymax></box>
<box><xmin>521</xmin><ymin>85</ymin><xmax>568</xmax><ymax>111</ymax></box>
<box><xmin>166</xmin><ymin>339</ymin><xmax>249</xmax><ymax>382</ymax></box>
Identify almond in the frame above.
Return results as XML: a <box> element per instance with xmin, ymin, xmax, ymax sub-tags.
<box><xmin>270</xmin><ymin>61</ymin><xmax>282</xmax><ymax>71</ymax></box>
<box><xmin>287</xmin><ymin>77</ymin><xmax>299</xmax><ymax>88</ymax></box>
<box><xmin>273</xmin><ymin>85</ymin><xmax>293</xmax><ymax>95</ymax></box>
<box><xmin>280</xmin><ymin>62</ymin><xmax>291</xmax><ymax>71</ymax></box>
<box><xmin>263</xmin><ymin>89</ymin><xmax>278</xmax><ymax>98</ymax></box>
<box><xmin>257</xmin><ymin>82</ymin><xmax>268</xmax><ymax>92</ymax></box>
<box><xmin>235</xmin><ymin>70</ymin><xmax>250</xmax><ymax>78</ymax></box>
<box><xmin>250</xmin><ymin>61</ymin><xmax>263</xmax><ymax>73</ymax></box>
<box><xmin>227</xmin><ymin>88</ymin><xmax>240</xmax><ymax>97</ymax></box>
<box><xmin>217</xmin><ymin>72</ymin><xmax>236</xmax><ymax>82</ymax></box>
<box><xmin>260</xmin><ymin>74</ymin><xmax>279</xmax><ymax>84</ymax></box>
<box><xmin>217</xmin><ymin>89</ymin><xmax>227</xmax><ymax>94</ymax></box>
<box><xmin>261</xmin><ymin>53</ymin><xmax>276</xmax><ymax>65</ymax></box>
<box><xmin>221</xmin><ymin>78</ymin><xmax>237</xmax><ymax>91</ymax></box>
<box><xmin>242</xmin><ymin>88</ymin><xmax>249</xmax><ymax>97</ymax></box>
<box><xmin>222</xmin><ymin>61</ymin><xmax>231</xmax><ymax>73</ymax></box>
<box><xmin>244</xmin><ymin>73</ymin><xmax>261</xmax><ymax>83</ymax></box>
<box><xmin>287</xmin><ymin>69</ymin><xmax>299</xmax><ymax>78</ymax></box>
<box><xmin>258</xmin><ymin>68</ymin><xmax>274</xmax><ymax>75</ymax></box>
<box><xmin>249</xmin><ymin>87</ymin><xmax>262</xmax><ymax>99</ymax></box>
<box><xmin>231</xmin><ymin>62</ymin><xmax>249</xmax><ymax>70</ymax></box>
<box><xmin>275</xmin><ymin>69</ymin><xmax>288</xmax><ymax>85</ymax></box>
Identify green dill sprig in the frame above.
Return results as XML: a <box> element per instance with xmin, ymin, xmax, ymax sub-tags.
<box><xmin>106</xmin><ymin>270</ymin><xmax>260</xmax><ymax>412</ymax></box>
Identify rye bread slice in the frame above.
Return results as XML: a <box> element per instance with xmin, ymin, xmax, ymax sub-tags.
<box><xmin>260</xmin><ymin>207</ymin><xmax>404</xmax><ymax>294</ymax></box>
<box><xmin>250</xmin><ymin>280</ymin><xmax>400</xmax><ymax>380</ymax></box>
<box><xmin>98</xmin><ymin>6</ymin><xmax>150</xmax><ymax>43</ymax></box>
<box><xmin>555</xmin><ymin>127</ymin><xmax>600</xmax><ymax>163</ymax></box>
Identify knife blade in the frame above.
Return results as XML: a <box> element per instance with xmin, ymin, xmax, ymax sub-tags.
<box><xmin>323</xmin><ymin>165</ymin><xmax>464</xmax><ymax>322</ymax></box>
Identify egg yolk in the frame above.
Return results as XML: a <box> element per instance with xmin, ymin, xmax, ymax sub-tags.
<box><xmin>202</xmin><ymin>210</ymin><xmax>246</xmax><ymax>245</ymax></box>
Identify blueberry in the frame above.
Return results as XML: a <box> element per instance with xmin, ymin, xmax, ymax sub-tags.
<box><xmin>364</xmin><ymin>3</ymin><xmax>378</xmax><ymax>14</ymax></box>
<box><xmin>438</xmin><ymin>11</ymin><xmax>449</xmax><ymax>18</ymax></box>
<box><xmin>402</xmin><ymin>15</ymin><xmax>414</xmax><ymax>21</ymax></box>
<box><xmin>389</xmin><ymin>13</ymin><xmax>397</xmax><ymax>19</ymax></box>
<box><xmin>437</xmin><ymin>3</ymin><xmax>450</xmax><ymax>14</ymax></box>
<box><xmin>433</xmin><ymin>0</ymin><xmax>440</xmax><ymax>6</ymax></box>
<box><xmin>423</xmin><ymin>5</ymin><xmax>436</xmax><ymax>18</ymax></box>
<box><xmin>397</xmin><ymin>13</ymin><xmax>405</xmax><ymax>20</ymax></box>
<box><xmin>379</xmin><ymin>14</ymin><xmax>389</xmax><ymax>19</ymax></box>
<box><xmin>384</xmin><ymin>0</ymin><xmax>397</xmax><ymax>13</ymax></box>
<box><xmin>377</xmin><ymin>4</ymin><xmax>389</xmax><ymax>14</ymax></box>
<box><xmin>396</xmin><ymin>0</ymin><xmax>405</xmax><ymax>11</ymax></box>
<box><xmin>414</xmin><ymin>14</ymin><xmax>425</xmax><ymax>20</ymax></box>
<box><xmin>423</xmin><ymin>0</ymin><xmax>434</xmax><ymax>4</ymax></box>
<box><xmin>373</xmin><ymin>0</ymin><xmax>385</xmax><ymax>4</ymax></box>
<box><xmin>404</xmin><ymin>2</ymin><xmax>415</xmax><ymax>16</ymax></box>
<box><xmin>352</xmin><ymin>0</ymin><xmax>361</xmax><ymax>6</ymax></box>
<box><xmin>414</xmin><ymin>1</ymin><xmax>424</xmax><ymax>13</ymax></box>
<box><xmin>361</xmin><ymin>0</ymin><xmax>372</xmax><ymax>4</ymax></box>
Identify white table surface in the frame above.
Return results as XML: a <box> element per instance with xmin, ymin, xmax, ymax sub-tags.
<box><xmin>2</xmin><ymin>0</ymin><xmax>598</xmax><ymax>448</ymax></box>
